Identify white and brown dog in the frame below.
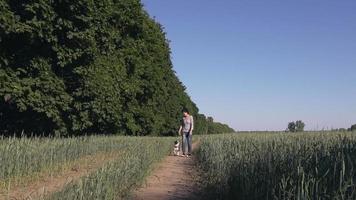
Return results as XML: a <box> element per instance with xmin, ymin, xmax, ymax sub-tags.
<box><xmin>173</xmin><ymin>140</ymin><xmax>180</xmax><ymax>156</ymax></box>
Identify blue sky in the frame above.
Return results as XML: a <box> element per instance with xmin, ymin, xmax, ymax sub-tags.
<box><xmin>142</xmin><ymin>0</ymin><xmax>356</xmax><ymax>131</ymax></box>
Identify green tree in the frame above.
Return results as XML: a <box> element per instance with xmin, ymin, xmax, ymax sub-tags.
<box><xmin>288</xmin><ymin>121</ymin><xmax>305</xmax><ymax>132</ymax></box>
<box><xmin>351</xmin><ymin>124</ymin><xmax>356</xmax><ymax>131</ymax></box>
<box><xmin>288</xmin><ymin>122</ymin><xmax>296</xmax><ymax>132</ymax></box>
<box><xmin>295</xmin><ymin>120</ymin><xmax>305</xmax><ymax>132</ymax></box>
<box><xmin>0</xmin><ymin>0</ymin><xmax>234</xmax><ymax>136</ymax></box>
<box><xmin>207</xmin><ymin>117</ymin><xmax>214</xmax><ymax>123</ymax></box>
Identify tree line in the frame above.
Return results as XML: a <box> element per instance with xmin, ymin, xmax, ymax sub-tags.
<box><xmin>287</xmin><ymin>120</ymin><xmax>305</xmax><ymax>132</ymax></box>
<box><xmin>332</xmin><ymin>124</ymin><xmax>356</xmax><ymax>132</ymax></box>
<box><xmin>287</xmin><ymin>120</ymin><xmax>356</xmax><ymax>132</ymax></box>
<box><xmin>0</xmin><ymin>0</ymin><xmax>234</xmax><ymax>136</ymax></box>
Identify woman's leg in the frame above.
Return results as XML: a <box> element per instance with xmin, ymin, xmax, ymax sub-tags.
<box><xmin>188</xmin><ymin>134</ymin><xmax>192</xmax><ymax>155</ymax></box>
<box><xmin>182</xmin><ymin>133</ymin><xmax>187</xmax><ymax>155</ymax></box>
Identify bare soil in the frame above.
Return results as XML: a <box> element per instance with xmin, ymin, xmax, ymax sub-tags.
<box><xmin>133</xmin><ymin>142</ymin><xmax>201</xmax><ymax>200</ymax></box>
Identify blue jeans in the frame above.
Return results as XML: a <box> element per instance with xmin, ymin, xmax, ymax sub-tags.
<box><xmin>182</xmin><ymin>132</ymin><xmax>192</xmax><ymax>155</ymax></box>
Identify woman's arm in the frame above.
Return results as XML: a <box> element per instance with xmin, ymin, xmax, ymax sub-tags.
<box><xmin>190</xmin><ymin>116</ymin><xmax>194</xmax><ymax>135</ymax></box>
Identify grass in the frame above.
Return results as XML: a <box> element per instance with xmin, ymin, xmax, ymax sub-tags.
<box><xmin>5</xmin><ymin>131</ymin><xmax>355</xmax><ymax>199</ymax></box>
<box><xmin>196</xmin><ymin>131</ymin><xmax>356</xmax><ymax>200</ymax></box>
<box><xmin>0</xmin><ymin>135</ymin><xmax>174</xmax><ymax>199</ymax></box>
<box><xmin>0</xmin><ymin>136</ymin><xmax>131</xmax><ymax>185</ymax></box>
<box><xmin>47</xmin><ymin>137</ymin><xmax>172</xmax><ymax>200</ymax></box>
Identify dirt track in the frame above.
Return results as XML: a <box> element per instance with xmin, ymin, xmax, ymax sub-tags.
<box><xmin>1</xmin><ymin>143</ymin><xmax>201</xmax><ymax>200</ymax></box>
<box><xmin>133</xmin><ymin>143</ymin><xmax>201</xmax><ymax>200</ymax></box>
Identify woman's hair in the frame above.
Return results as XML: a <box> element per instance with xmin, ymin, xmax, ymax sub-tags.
<box><xmin>182</xmin><ymin>108</ymin><xmax>189</xmax><ymax>114</ymax></box>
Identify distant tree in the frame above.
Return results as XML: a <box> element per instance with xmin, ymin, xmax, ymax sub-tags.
<box><xmin>295</xmin><ymin>120</ymin><xmax>305</xmax><ymax>132</ymax></box>
<box><xmin>288</xmin><ymin>122</ymin><xmax>296</xmax><ymax>132</ymax></box>
<box><xmin>288</xmin><ymin>121</ymin><xmax>305</xmax><ymax>132</ymax></box>
<box><xmin>207</xmin><ymin>117</ymin><xmax>214</xmax><ymax>123</ymax></box>
<box><xmin>194</xmin><ymin>114</ymin><xmax>208</xmax><ymax>135</ymax></box>
<box><xmin>351</xmin><ymin>124</ymin><xmax>356</xmax><ymax>131</ymax></box>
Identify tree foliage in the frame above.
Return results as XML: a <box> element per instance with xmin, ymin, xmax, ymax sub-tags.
<box><xmin>351</xmin><ymin>124</ymin><xmax>356</xmax><ymax>132</ymax></box>
<box><xmin>0</xmin><ymin>0</ymin><xmax>233</xmax><ymax>136</ymax></box>
<box><xmin>295</xmin><ymin>120</ymin><xmax>305</xmax><ymax>132</ymax></box>
<box><xmin>194</xmin><ymin>115</ymin><xmax>235</xmax><ymax>134</ymax></box>
<box><xmin>288</xmin><ymin>122</ymin><xmax>296</xmax><ymax>132</ymax></box>
<box><xmin>288</xmin><ymin>120</ymin><xmax>305</xmax><ymax>132</ymax></box>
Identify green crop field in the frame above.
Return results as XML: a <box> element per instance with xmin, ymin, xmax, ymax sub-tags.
<box><xmin>0</xmin><ymin>136</ymin><xmax>173</xmax><ymax>200</ymax></box>
<box><xmin>196</xmin><ymin>131</ymin><xmax>356</xmax><ymax>200</ymax></box>
<box><xmin>2</xmin><ymin>132</ymin><xmax>356</xmax><ymax>200</ymax></box>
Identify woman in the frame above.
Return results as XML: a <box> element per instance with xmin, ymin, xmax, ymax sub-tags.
<box><xmin>178</xmin><ymin>109</ymin><xmax>194</xmax><ymax>157</ymax></box>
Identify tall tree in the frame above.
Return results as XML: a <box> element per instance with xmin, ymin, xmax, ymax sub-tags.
<box><xmin>288</xmin><ymin>121</ymin><xmax>305</xmax><ymax>132</ymax></box>
<box><xmin>0</xmin><ymin>0</ymin><xmax>233</xmax><ymax>136</ymax></box>
<box><xmin>288</xmin><ymin>122</ymin><xmax>296</xmax><ymax>132</ymax></box>
<box><xmin>295</xmin><ymin>120</ymin><xmax>305</xmax><ymax>132</ymax></box>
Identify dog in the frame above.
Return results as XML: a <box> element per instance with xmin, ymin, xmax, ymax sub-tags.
<box><xmin>173</xmin><ymin>140</ymin><xmax>180</xmax><ymax>156</ymax></box>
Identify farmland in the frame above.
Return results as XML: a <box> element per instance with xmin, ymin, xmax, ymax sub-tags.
<box><xmin>2</xmin><ymin>132</ymin><xmax>356</xmax><ymax>199</ymax></box>
<box><xmin>0</xmin><ymin>136</ymin><xmax>173</xmax><ymax>199</ymax></box>
<box><xmin>196</xmin><ymin>131</ymin><xmax>356</xmax><ymax>200</ymax></box>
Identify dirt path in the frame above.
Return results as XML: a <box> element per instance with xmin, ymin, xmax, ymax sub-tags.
<box><xmin>0</xmin><ymin>151</ymin><xmax>120</xmax><ymax>200</ymax></box>
<box><xmin>133</xmin><ymin>142</ymin><xmax>201</xmax><ymax>200</ymax></box>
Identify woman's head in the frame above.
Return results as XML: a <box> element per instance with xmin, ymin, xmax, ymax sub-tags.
<box><xmin>182</xmin><ymin>108</ymin><xmax>189</xmax><ymax>117</ymax></box>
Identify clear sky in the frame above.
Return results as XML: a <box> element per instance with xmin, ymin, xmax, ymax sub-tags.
<box><xmin>141</xmin><ymin>0</ymin><xmax>356</xmax><ymax>131</ymax></box>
